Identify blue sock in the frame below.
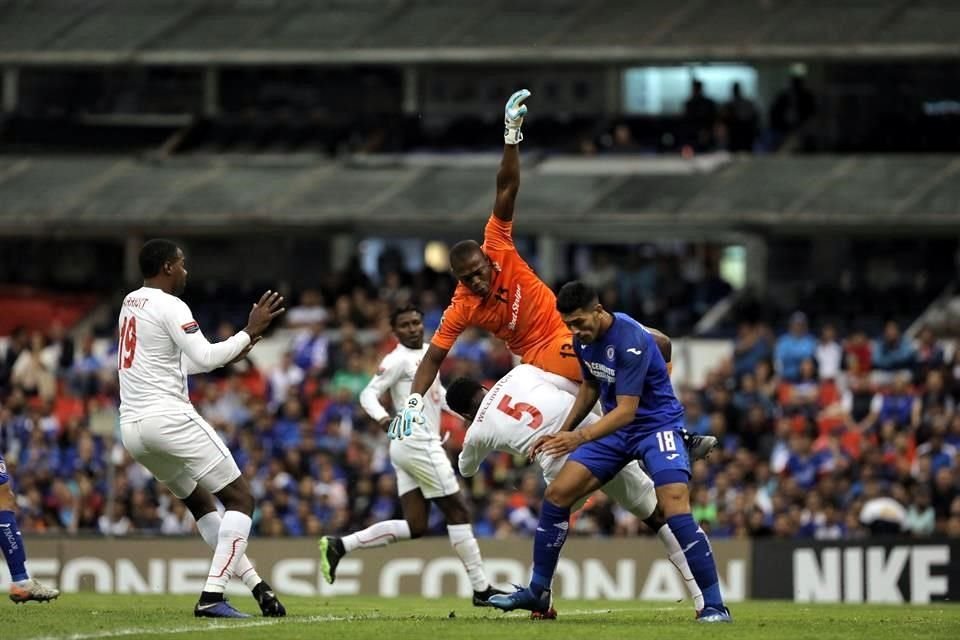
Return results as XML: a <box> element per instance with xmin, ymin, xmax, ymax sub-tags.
<box><xmin>667</xmin><ymin>513</ymin><xmax>723</xmax><ymax>609</ymax></box>
<box><xmin>0</xmin><ymin>510</ymin><xmax>29</xmax><ymax>582</ymax></box>
<box><xmin>529</xmin><ymin>500</ymin><xmax>570</xmax><ymax>597</ymax></box>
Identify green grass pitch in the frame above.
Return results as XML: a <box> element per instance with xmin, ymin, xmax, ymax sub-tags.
<box><xmin>4</xmin><ymin>595</ymin><xmax>960</xmax><ymax>640</ymax></box>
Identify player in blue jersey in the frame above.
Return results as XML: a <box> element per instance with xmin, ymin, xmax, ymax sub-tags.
<box><xmin>1</xmin><ymin>455</ymin><xmax>60</xmax><ymax>603</ymax></box>
<box><xmin>488</xmin><ymin>281</ymin><xmax>731</xmax><ymax>623</ymax></box>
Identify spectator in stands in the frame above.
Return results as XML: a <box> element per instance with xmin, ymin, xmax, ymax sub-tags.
<box><xmin>914</xmin><ymin>326</ymin><xmax>945</xmax><ymax>380</ymax></box>
<box><xmin>912</xmin><ymin>369</ymin><xmax>953</xmax><ymax>431</ymax></box>
<box><xmin>815</xmin><ymin>324</ymin><xmax>843</xmax><ymax>381</ymax></box>
<box><xmin>286</xmin><ymin>289</ymin><xmax>329</xmax><ymax>328</ymax></box>
<box><xmin>268</xmin><ymin>351</ymin><xmax>305</xmax><ymax>411</ymax></box>
<box><xmin>844</xmin><ymin>328</ymin><xmax>873</xmax><ymax>374</ymax></box>
<box><xmin>11</xmin><ymin>332</ymin><xmax>56</xmax><ymax>400</ymax></box>
<box><xmin>720</xmin><ymin>82</ymin><xmax>758</xmax><ymax>153</ymax></box>
<box><xmin>842</xmin><ymin>373</ymin><xmax>881</xmax><ymax>433</ymax></box>
<box><xmin>420</xmin><ymin>290</ymin><xmax>444</xmax><ymax>334</ymax></box>
<box><xmin>904</xmin><ymin>485</ymin><xmax>936</xmax><ymax>536</ymax></box>
<box><xmin>770</xmin><ymin>74</ymin><xmax>817</xmax><ymax>148</ymax></box>
<box><xmin>69</xmin><ymin>334</ymin><xmax>103</xmax><ymax>397</ymax></box>
<box><xmin>291</xmin><ymin>321</ymin><xmax>330</xmax><ymax>376</ymax></box>
<box><xmin>878</xmin><ymin>373</ymin><xmax>915</xmax><ymax>429</ymax></box>
<box><xmin>581</xmin><ymin>250</ymin><xmax>619</xmax><ymax>292</ymax></box>
<box><xmin>775</xmin><ymin>312</ymin><xmax>817</xmax><ymax>382</ymax></box>
<box><xmin>683</xmin><ymin>79</ymin><xmax>717</xmax><ymax>150</ymax></box>
<box><xmin>733</xmin><ymin>322</ymin><xmax>773</xmax><ymax>379</ymax></box>
<box><xmin>872</xmin><ymin>320</ymin><xmax>915</xmax><ymax>374</ymax></box>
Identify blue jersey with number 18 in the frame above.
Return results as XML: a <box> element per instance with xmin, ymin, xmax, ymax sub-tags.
<box><xmin>575</xmin><ymin>312</ymin><xmax>684</xmax><ymax>437</ymax></box>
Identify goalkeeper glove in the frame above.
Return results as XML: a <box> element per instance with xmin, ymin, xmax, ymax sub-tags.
<box><xmin>504</xmin><ymin>89</ymin><xmax>531</xmax><ymax>145</ymax></box>
<box><xmin>388</xmin><ymin>393</ymin><xmax>425</xmax><ymax>440</ymax></box>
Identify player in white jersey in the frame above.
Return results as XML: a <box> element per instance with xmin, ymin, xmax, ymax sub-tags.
<box><xmin>318</xmin><ymin>305</ymin><xmax>507</xmax><ymax>606</ymax></box>
<box><xmin>446</xmin><ymin>364</ymin><xmax>704</xmax><ymax>614</ymax></box>
<box><xmin>118</xmin><ymin>239</ymin><xmax>287</xmax><ymax>619</ymax></box>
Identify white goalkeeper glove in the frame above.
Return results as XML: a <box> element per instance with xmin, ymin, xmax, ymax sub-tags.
<box><xmin>504</xmin><ymin>89</ymin><xmax>530</xmax><ymax>145</ymax></box>
<box><xmin>388</xmin><ymin>393</ymin><xmax>425</xmax><ymax>440</ymax></box>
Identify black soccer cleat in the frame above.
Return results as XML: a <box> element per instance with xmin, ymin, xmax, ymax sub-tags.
<box><xmin>318</xmin><ymin>535</ymin><xmax>345</xmax><ymax>585</ymax></box>
<box><xmin>253</xmin><ymin>580</ymin><xmax>286</xmax><ymax>617</ymax></box>
<box><xmin>473</xmin><ymin>585</ymin><xmax>510</xmax><ymax>607</ymax></box>
<box><xmin>684</xmin><ymin>432</ymin><xmax>718</xmax><ymax>461</ymax></box>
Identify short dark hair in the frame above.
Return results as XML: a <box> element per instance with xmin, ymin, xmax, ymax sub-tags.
<box><xmin>445</xmin><ymin>377</ymin><xmax>485</xmax><ymax>417</ymax></box>
<box><xmin>556</xmin><ymin>280</ymin><xmax>598</xmax><ymax>314</ymax></box>
<box><xmin>390</xmin><ymin>304</ymin><xmax>422</xmax><ymax>328</ymax></box>
<box><xmin>449</xmin><ymin>240</ymin><xmax>483</xmax><ymax>268</ymax></box>
<box><xmin>139</xmin><ymin>239</ymin><xmax>180</xmax><ymax>278</ymax></box>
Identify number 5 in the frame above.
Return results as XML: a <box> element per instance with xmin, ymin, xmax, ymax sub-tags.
<box><xmin>496</xmin><ymin>394</ymin><xmax>543</xmax><ymax>429</ymax></box>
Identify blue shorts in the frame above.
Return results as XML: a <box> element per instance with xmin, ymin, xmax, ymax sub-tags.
<box><xmin>569</xmin><ymin>426</ymin><xmax>691</xmax><ymax>487</ymax></box>
<box><xmin>0</xmin><ymin>454</ymin><xmax>7</xmax><ymax>485</ymax></box>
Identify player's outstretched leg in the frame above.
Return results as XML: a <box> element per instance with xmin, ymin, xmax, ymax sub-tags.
<box><xmin>194</xmin><ymin>477</ymin><xmax>256</xmax><ymax>618</ymax></box>
<box><xmin>195</xmin><ymin>511</ymin><xmax>285</xmax><ymax>616</ymax></box>
<box><xmin>489</xmin><ymin>462</ymin><xmax>600</xmax><ymax>617</ymax></box>
<box><xmin>657</xmin><ymin>479</ymin><xmax>731</xmax><ymax>623</ymax></box>
<box><xmin>433</xmin><ymin>494</ymin><xmax>508</xmax><ymax>606</ymax></box>
<box><xmin>1</xmin><ymin>470</ymin><xmax>59</xmax><ymax>605</ymax></box>
<box><xmin>318</xmin><ymin>519</ymin><xmax>411</xmax><ymax>585</ymax></box>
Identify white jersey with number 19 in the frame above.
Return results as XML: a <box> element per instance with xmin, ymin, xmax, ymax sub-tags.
<box><xmin>117</xmin><ymin>286</ymin><xmax>251</xmax><ymax>424</ymax></box>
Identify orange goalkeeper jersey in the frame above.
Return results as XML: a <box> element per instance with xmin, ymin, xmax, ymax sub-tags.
<box><xmin>432</xmin><ymin>214</ymin><xmax>581</xmax><ymax>382</ymax></box>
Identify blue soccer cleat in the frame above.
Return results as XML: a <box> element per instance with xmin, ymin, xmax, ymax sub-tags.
<box><xmin>194</xmin><ymin>598</ymin><xmax>251</xmax><ymax>618</ymax></box>
<box><xmin>487</xmin><ymin>585</ymin><xmax>553</xmax><ymax>617</ymax></box>
<box><xmin>697</xmin><ymin>605</ymin><xmax>733</xmax><ymax>623</ymax></box>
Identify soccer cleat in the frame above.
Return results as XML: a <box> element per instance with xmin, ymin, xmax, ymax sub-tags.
<box><xmin>697</xmin><ymin>605</ymin><xmax>733</xmax><ymax>623</ymax></box>
<box><xmin>472</xmin><ymin>585</ymin><xmax>509</xmax><ymax>607</ymax></box>
<box><xmin>487</xmin><ymin>585</ymin><xmax>553</xmax><ymax>616</ymax></box>
<box><xmin>9</xmin><ymin>579</ymin><xmax>60</xmax><ymax>604</ymax></box>
<box><xmin>253</xmin><ymin>581</ymin><xmax>286</xmax><ymax>617</ymax></box>
<box><xmin>194</xmin><ymin>598</ymin><xmax>251</xmax><ymax>618</ymax></box>
<box><xmin>318</xmin><ymin>535</ymin><xmax>345</xmax><ymax>584</ymax></box>
<box><xmin>530</xmin><ymin>607</ymin><xmax>558</xmax><ymax>620</ymax></box>
<box><xmin>685</xmin><ymin>433</ymin><xmax>718</xmax><ymax>461</ymax></box>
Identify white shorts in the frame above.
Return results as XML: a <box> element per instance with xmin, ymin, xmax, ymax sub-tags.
<box><xmin>120</xmin><ymin>413</ymin><xmax>241</xmax><ymax>499</ymax></box>
<box><xmin>539</xmin><ymin>453</ymin><xmax>656</xmax><ymax>520</ymax></box>
<box><xmin>390</xmin><ymin>437</ymin><xmax>460</xmax><ymax>500</ymax></box>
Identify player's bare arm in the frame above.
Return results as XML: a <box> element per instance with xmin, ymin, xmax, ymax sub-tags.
<box><xmin>493</xmin><ymin>90</ymin><xmax>529</xmax><ymax>222</ymax></box>
<box><xmin>539</xmin><ymin>394</ymin><xmax>641</xmax><ymax>458</ymax></box>
<box><xmin>410</xmin><ymin>343</ymin><xmax>448</xmax><ymax>398</ymax></box>
<box><xmin>529</xmin><ymin>379</ymin><xmax>599</xmax><ymax>459</ymax></box>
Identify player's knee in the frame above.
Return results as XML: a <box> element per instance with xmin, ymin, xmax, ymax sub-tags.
<box><xmin>544</xmin><ymin>482</ymin><xmax>576</xmax><ymax>508</ymax></box>
<box><xmin>216</xmin><ymin>481</ymin><xmax>254</xmax><ymax>515</ymax></box>
<box><xmin>0</xmin><ymin>483</ymin><xmax>15</xmax><ymax>510</ymax></box>
<box><xmin>655</xmin><ymin>483</ymin><xmax>690</xmax><ymax>518</ymax></box>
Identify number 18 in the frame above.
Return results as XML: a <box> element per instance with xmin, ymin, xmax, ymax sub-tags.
<box><xmin>655</xmin><ymin>431</ymin><xmax>676</xmax><ymax>452</ymax></box>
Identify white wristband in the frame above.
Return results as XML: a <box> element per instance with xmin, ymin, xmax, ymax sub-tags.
<box><xmin>504</xmin><ymin>126</ymin><xmax>523</xmax><ymax>145</ymax></box>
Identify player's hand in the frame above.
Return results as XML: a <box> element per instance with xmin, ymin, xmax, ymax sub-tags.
<box><xmin>537</xmin><ymin>430</ymin><xmax>586</xmax><ymax>458</ymax></box>
<box><xmin>504</xmin><ymin>89</ymin><xmax>530</xmax><ymax>145</ymax></box>
<box><xmin>244</xmin><ymin>290</ymin><xmax>285</xmax><ymax>338</ymax></box>
<box><xmin>388</xmin><ymin>393</ymin><xmax>425</xmax><ymax>440</ymax></box>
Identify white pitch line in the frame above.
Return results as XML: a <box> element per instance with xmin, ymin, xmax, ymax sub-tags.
<box><xmin>26</xmin><ymin>614</ymin><xmax>363</xmax><ymax>640</ymax></box>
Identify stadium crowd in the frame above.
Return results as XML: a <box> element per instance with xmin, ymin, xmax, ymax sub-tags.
<box><xmin>1</xmin><ymin>267</ymin><xmax>959</xmax><ymax>543</ymax></box>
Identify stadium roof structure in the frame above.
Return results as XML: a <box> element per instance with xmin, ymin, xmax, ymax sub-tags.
<box><xmin>1</xmin><ymin>0</ymin><xmax>959</xmax><ymax>65</ymax></box>
<box><xmin>0</xmin><ymin>153</ymin><xmax>958</xmax><ymax>237</ymax></box>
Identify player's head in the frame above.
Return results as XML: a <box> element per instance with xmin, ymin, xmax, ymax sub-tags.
<box><xmin>445</xmin><ymin>377</ymin><xmax>487</xmax><ymax>422</ymax></box>
<box><xmin>557</xmin><ymin>280</ymin><xmax>605</xmax><ymax>344</ymax></box>
<box><xmin>139</xmin><ymin>239</ymin><xmax>187</xmax><ymax>295</ymax></box>
<box><xmin>390</xmin><ymin>304</ymin><xmax>424</xmax><ymax>349</ymax></box>
<box><xmin>449</xmin><ymin>240</ymin><xmax>493</xmax><ymax>298</ymax></box>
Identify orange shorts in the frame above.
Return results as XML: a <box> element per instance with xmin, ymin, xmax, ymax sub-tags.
<box><xmin>521</xmin><ymin>331</ymin><xmax>582</xmax><ymax>383</ymax></box>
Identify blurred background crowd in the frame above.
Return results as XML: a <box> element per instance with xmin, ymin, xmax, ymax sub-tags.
<box><xmin>2</xmin><ymin>265</ymin><xmax>958</xmax><ymax>542</ymax></box>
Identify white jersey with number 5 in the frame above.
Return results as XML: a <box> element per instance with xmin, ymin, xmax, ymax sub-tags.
<box><xmin>458</xmin><ymin>364</ymin><xmax>592</xmax><ymax>476</ymax></box>
<box><xmin>358</xmin><ymin>343</ymin><xmax>445</xmax><ymax>439</ymax></box>
<box><xmin>117</xmin><ymin>286</ymin><xmax>251</xmax><ymax>424</ymax></box>
<box><xmin>459</xmin><ymin>363</ymin><xmax>657</xmax><ymax>519</ymax></box>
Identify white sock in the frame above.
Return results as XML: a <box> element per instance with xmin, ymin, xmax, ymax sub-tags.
<box><xmin>658</xmin><ymin>524</ymin><xmax>704</xmax><ymax>611</ymax></box>
<box><xmin>342</xmin><ymin>519</ymin><xmax>411</xmax><ymax>553</ymax></box>
<box><xmin>203</xmin><ymin>510</ymin><xmax>252</xmax><ymax>594</ymax></box>
<box><xmin>197</xmin><ymin>511</ymin><xmax>262</xmax><ymax>591</ymax></box>
<box><xmin>447</xmin><ymin>523</ymin><xmax>488</xmax><ymax>592</ymax></box>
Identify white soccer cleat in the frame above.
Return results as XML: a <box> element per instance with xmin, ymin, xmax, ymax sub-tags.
<box><xmin>9</xmin><ymin>578</ymin><xmax>60</xmax><ymax>604</ymax></box>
